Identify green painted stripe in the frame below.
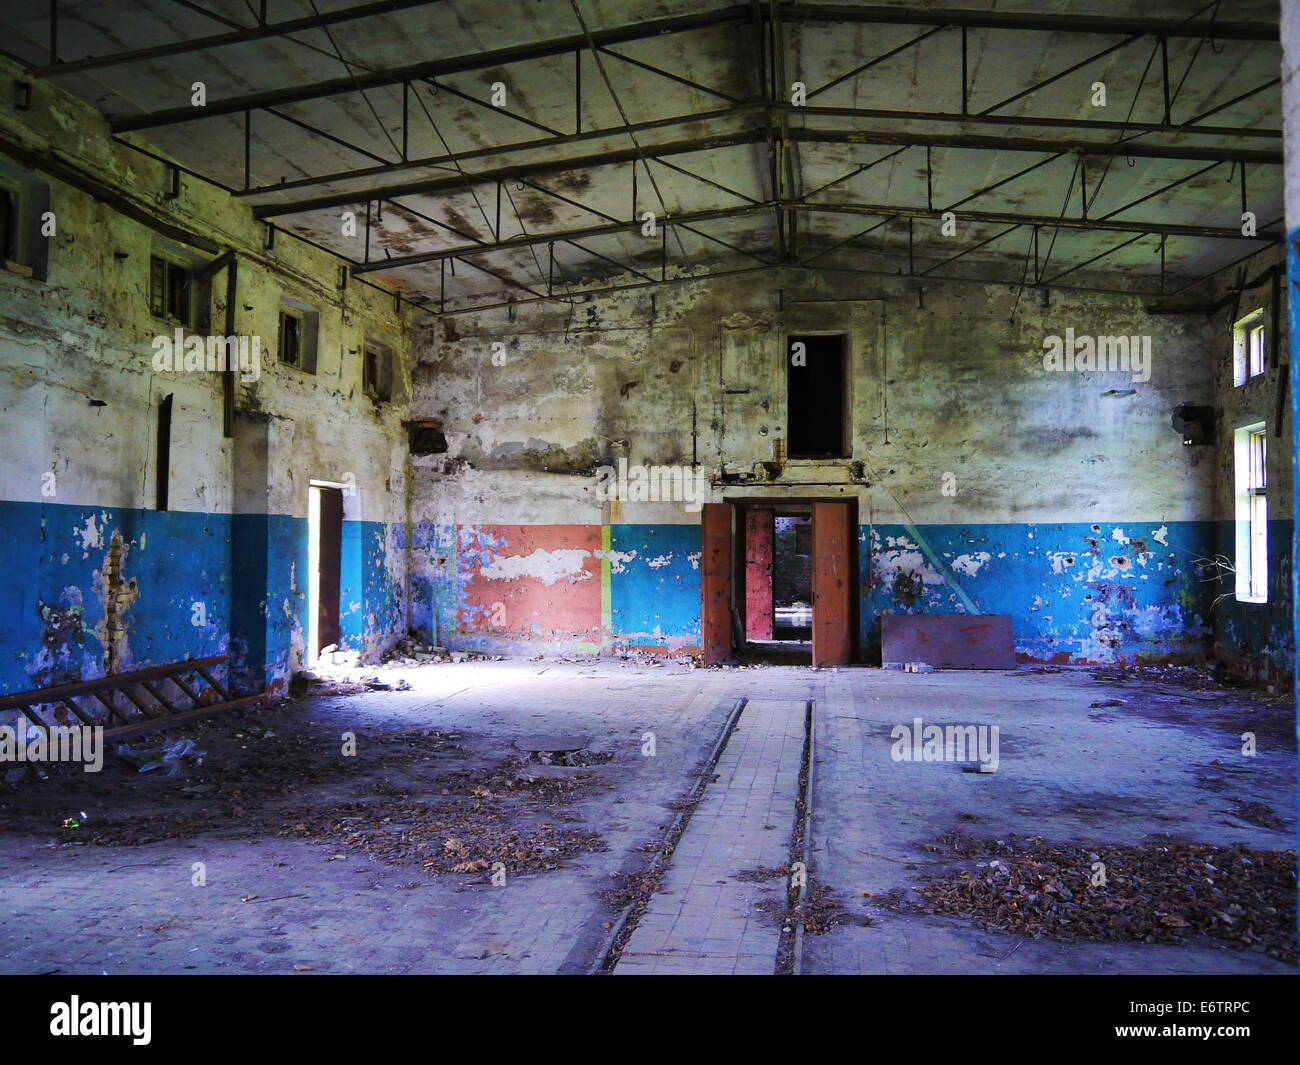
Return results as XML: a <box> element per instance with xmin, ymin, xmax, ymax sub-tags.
<box><xmin>601</xmin><ymin>524</ymin><xmax>612</xmax><ymax>646</ymax></box>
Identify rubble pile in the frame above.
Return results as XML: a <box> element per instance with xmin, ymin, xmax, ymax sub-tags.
<box><xmin>281</xmin><ymin>798</ymin><xmax>607</xmax><ymax>876</ymax></box>
<box><xmin>909</xmin><ymin>833</ymin><xmax>1297</xmax><ymax>961</ymax></box>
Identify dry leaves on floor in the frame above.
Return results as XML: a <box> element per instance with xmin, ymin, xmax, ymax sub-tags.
<box><xmin>906</xmin><ymin>833</ymin><xmax>1297</xmax><ymax>962</ymax></box>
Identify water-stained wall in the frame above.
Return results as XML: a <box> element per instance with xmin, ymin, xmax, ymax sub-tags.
<box><xmin>408</xmin><ymin>264</ymin><xmax>1248</xmax><ymax>666</ymax></box>
<box><xmin>1205</xmin><ymin>248</ymin><xmax>1293</xmax><ymax>682</ymax></box>
<box><xmin>0</xmin><ymin>59</ymin><xmax>411</xmax><ymax>695</ymax></box>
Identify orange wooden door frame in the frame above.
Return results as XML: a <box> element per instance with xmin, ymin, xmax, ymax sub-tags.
<box><xmin>811</xmin><ymin>501</ymin><xmax>853</xmax><ymax>666</ymax></box>
<box><xmin>701</xmin><ymin>502</ymin><xmax>733</xmax><ymax>664</ymax></box>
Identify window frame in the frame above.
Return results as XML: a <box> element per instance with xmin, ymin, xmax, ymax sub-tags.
<box><xmin>785</xmin><ymin>332</ymin><xmax>850</xmax><ymax>460</ymax></box>
<box><xmin>278</xmin><ymin>308</ymin><xmax>303</xmax><ymax>368</ymax></box>
<box><xmin>362</xmin><ymin>338</ymin><xmax>393</xmax><ymax>402</ymax></box>
<box><xmin>1232</xmin><ymin>309</ymin><xmax>1266</xmax><ymax>386</ymax></box>
<box><xmin>1233</xmin><ymin>422</ymin><xmax>1268</xmax><ymax>603</ymax></box>
<box><xmin>149</xmin><ymin>254</ymin><xmax>192</xmax><ymax>327</ymax></box>
<box><xmin>1248</xmin><ymin>321</ymin><xmax>1266</xmax><ymax>378</ymax></box>
<box><xmin>0</xmin><ymin>165</ymin><xmax>52</xmax><ymax>280</ymax></box>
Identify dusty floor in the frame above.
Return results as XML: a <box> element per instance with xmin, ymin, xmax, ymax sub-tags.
<box><xmin>0</xmin><ymin>658</ymin><xmax>1294</xmax><ymax>975</ymax></box>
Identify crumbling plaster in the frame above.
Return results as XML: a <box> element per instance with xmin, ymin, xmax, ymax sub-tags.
<box><xmin>0</xmin><ymin>57</ymin><xmax>412</xmax><ymax>694</ymax></box>
<box><xmin>407</xmin><ymin>265</ymin><xmax>1238</xmax><ymax>664</ymax></box>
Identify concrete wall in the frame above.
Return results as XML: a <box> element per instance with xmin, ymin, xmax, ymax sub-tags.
<box><xmin>1</xmin><ymin>49</ymin><xmax>1291</xmax><ymax>689</ymax></box>
<box><xmin>408</xmin><ymin>267</ymin><xmax>1238</xmax><ymax>667</ymax></box>
<box><xmin>0</xmin><ymin>58</ymin><xmax>411</xmax><ymax>695</ymax></box>
<box><xmin>1206</xmin><ymin>248</ymin><xmax>1293</xmax><ymax>682</ymax></box>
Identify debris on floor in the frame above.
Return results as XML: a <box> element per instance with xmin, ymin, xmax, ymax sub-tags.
<box><xmin>280</xmin><ymin>798</ymin><xmax>607</xmax><ymax>878</ymax></box>
<box><xmin>756</xmin><ymin>878</ymin><xmax>869</xmax><ymax>934</ymax></box>
<box><xmin>512</xmin><ymin>733</ymin><xmax>615</xmax><ymax>767</ymax></box>
<box><xmin>734</xmin><ymin>865</ymin><xmax>789</xmax><ymax>883</ymax></box>
<box><xmin>1083</xmin><ymin>661</ymin><xmax>1296</xmax><ymax>749</ymax></box>
<box><xmin>900</xmin><ymin>833</ymin><xmax>1298</xmax><ymax>962</ymax></box>
<box><xmin>115</xmin><ymin>738</ymin><xmax>204</xmax><ymax>775</ymax></box>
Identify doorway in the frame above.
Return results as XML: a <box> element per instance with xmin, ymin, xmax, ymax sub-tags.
<box><xmin>773</xmin><ymin>511</ymin><xmax>813</xmax><ymax>642</ymax></box>
<box><xmin>702</xmin><ymin>499</ymin><xmax>855</xmax><ymax>667</ymax></box>
<box><xmin>740</xmin><ymin>505</ymin><xmax>813</xmax><ymax>662</ymax></box>
<box><xmin>308</xmin><ymin>484</ymin><xmax>343</xmax><ymax>660</ymax></box>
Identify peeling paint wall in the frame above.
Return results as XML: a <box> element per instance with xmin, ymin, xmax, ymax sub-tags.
<box><xmin>0</xmin><ymin>58</ymin><xmax>411</xmax><ymax>695</ymax></box>
<box><xmin>1203</xmin><ymin>247</ymin><xmax>1294</xmax><ymax>682</ymax></box>
<box><xmin>409</xmin><ymin>266</ymin><xmax>1224</xmax><ymax>665</ymax></box>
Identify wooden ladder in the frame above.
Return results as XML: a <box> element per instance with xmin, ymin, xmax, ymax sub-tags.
<box><xmin>0</xmin><ymin>655</ymin><xmax>264</xmax><ymax>742</ymax></box>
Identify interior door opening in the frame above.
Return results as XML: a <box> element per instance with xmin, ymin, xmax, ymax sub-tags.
<box><xmin>742</xmin><ymin>505</ymin><xmax>813</xmax><ymax>663</ymax></box>
<box><xmin>703</xmin><ymin>499</ymin><xmax>856</xmax><ymax>667</ymax></box>
<box><xmin>308</xmin><ymin>483</ymin><xmax>343</xmax><ymax>662</ymax></box>
<box><xmin>774</xmin><ymin>512</ymin><xmax>813</xmax><ymax>642</ymax></box>
<box><xmin>717</xmin><ymin>499</ymin><xmax>855</xmax><ymax>666</ymax></box>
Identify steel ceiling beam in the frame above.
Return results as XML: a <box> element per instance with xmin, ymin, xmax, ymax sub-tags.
<box><xmin>787</xmin><ymin>126</ymin><xmax>1282</xmax><ymax>165</ymax></box>
<box><xmin>108</xmin><ymin>7</ymin><xmax>748</xmax><ymax>132</ymax></box>
<box><xmin>780</xmin><ymin>104</ymin><xmax>1280</xmax><ymax>141</ymax></box>
<box><xmin>794</xmin><ymin>201</ymin><xmax>1277</xmax><ymax>242</ymax></box>
<box><xmin>232</xmin><ymin>104</ymin><xmax>1278</xmax><ymax>206</ymax></box>
<box><xmin>253</xmin><ymin>119</ymin><xmax>1280</xmax><ymax>221</ymax></box>
<box><xmin>252</xmin><ymin>130</ymin><xmax>765</xmax><ymax>217</ymax></box>
<box><xmin>353</xmin><ymin>203</ymin><xmax>774</xmax><ymax>273</ymax></box>
<box><xmin>349</xmin><ymin>195</ymin><xmax>1275</xmax><ymax>280</ymax></box>
<box><xmin>238</xmin><ymin>104</ymin><xmax>1279</xmax><ymax>208</ymax></box>
<box><xmin>769</xmin><ymin>4</ymin><xmax>1278</xmax><ymax>41</ymax></box>
<box><xmin>234</xmin><ymin>103</ymin><xmax>762</xmax><ymax>198</ymax></box>
<box><xmin>33</xmin><ymin>0</ymin><xmax>449</xmax><ymax>76</ymax></box>
<box><xmin>428</xmin><ymin>256</ymin><xmax>1196</xmax><ymax>316</ymax></box>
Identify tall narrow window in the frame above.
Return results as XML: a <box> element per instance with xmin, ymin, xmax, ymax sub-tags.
<box><xmin>278</xmin><ymin>309</ymin><xmax>302</xmax><ymax>367</ymax></box>
<box><xmin>0</xmin><ymin>163</ymin><xmax>51</xmax><ymax>278</ymax></box>
<box><xmin>787</xmin><ymin>333</ymin><xmax>847</xmax><ymax>458</ymax></box>
<box><xmin>1233</xmin><ymin>422</ymin><xmax>1267</xmax><ymax>602</ymax></box>
<box><xmin>1232</xmin><ymin>309</ymin><xmax>1265</xmax><ymax>385</ymax></box>
<box><xmin>363</xmin><ymin>339</ymin><xmax>393</xmax><ymax>402</ymax></box>
<box><xmin>1248</xmin><ymin>320</ymin><xmax>1267</xmax><ymax>377</ymax></box>
<box><xmin>277</xmin><ymin>297</ymin><xmax>318</xmax><ymax>373</ymax></box>
<box><xmin>156</xmin><ymin>394</ymin><xmax>173</xmax><ymax>512</ymax></box>
<box><xmin>149</xmin><ymin>255</ymin><xmax>191</xmax><ymax>325</ymax></box>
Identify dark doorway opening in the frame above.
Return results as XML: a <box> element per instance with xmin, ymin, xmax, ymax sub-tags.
<box><xmin>787</xmin><ymin>334</ymin><xmax>847</xmax><ymax>458</ymax></box>
<box><xmin>155</xmin><ymin>393</ymin><xmax>173</xmax><ymax>511</ymax></box>
<box><xmin>313</xmin><ymin>485</ymin><xmax>343</xmax><ymax>657</ymax></box>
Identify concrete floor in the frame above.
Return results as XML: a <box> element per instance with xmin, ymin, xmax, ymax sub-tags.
<box><xmin>0</xmin><ymin>659</ymin><xmax>1294</xmax><ymax>975</ymax></box>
